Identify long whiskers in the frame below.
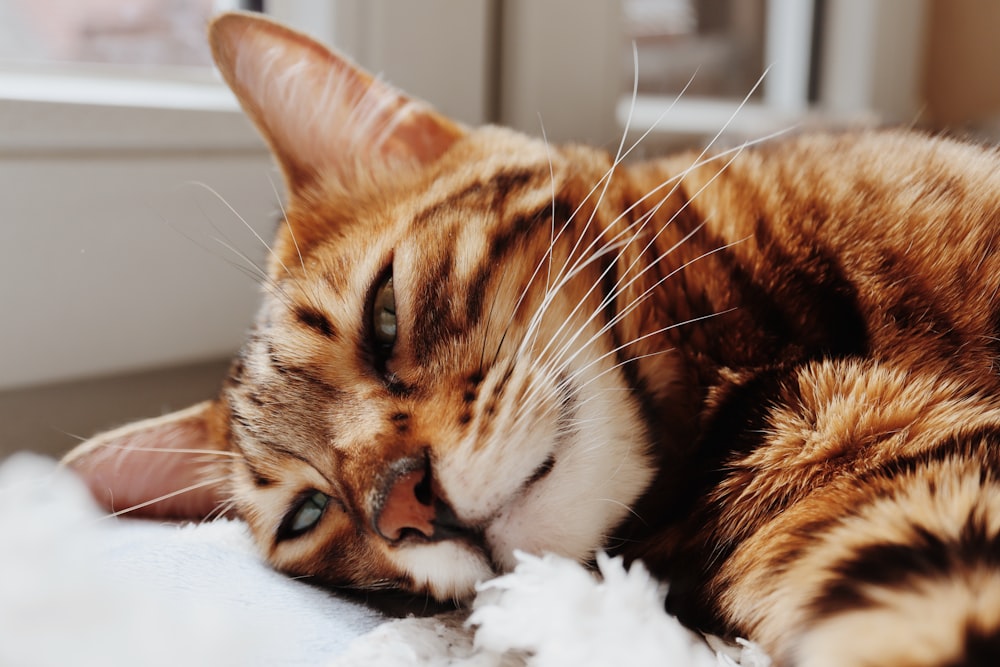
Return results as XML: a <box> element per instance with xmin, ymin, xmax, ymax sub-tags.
<box><xmin>489</xmin><ymin>65</ymin><xmax>700</xmax><ymax>366</ymax></box>
<box><xmin>267</xmin><ymin>172</ymin><xmax>330</xmax><ymax>316</ymax></box>
<box><xmin>164</xmin><ymin>186</ymin><xmax>297</xmax><ymax>311</ymax></box>
<box><xmin>187</xmin><ymin>181</ymin><xmax>295</xmax><ymax>278</ymax></box>
<box><xmin>516</xmin><ymin>80</ymin><xmax>791</xmax><ymax>417</ymax></box>
<box><xmin>98</xmin><ymin>475</ymin><xmax>229</xmax><ymax>520</ymax></box>
<box><xmin>524</xmin><ymin>71</ymin><xmax>773</xmax><ymax>363</ymax></box>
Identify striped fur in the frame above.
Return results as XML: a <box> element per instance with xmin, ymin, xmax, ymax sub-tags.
<box><xmin>64</xmin><ymin>13</ymin><xmax>1000</xmax><ymax>665</ymax></box>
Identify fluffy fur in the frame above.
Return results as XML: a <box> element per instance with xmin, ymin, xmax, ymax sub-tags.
<box><xmin>65</xmin><ymin>12</ymin><xmax>1000</xmax><ymax>666</ymax></box>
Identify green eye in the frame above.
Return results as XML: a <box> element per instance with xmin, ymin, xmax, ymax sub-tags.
<box><xmin>372</xmin><ymin>274</ymin><xmax>396</xmax><ymax>351</ymax></box>
<box><xmin>277</xmin><ymin>491</ymin><xmax>329</xmax><ymax>542</ymax></box>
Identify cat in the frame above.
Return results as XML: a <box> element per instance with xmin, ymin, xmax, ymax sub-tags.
<box><xmin>63</xmin><ymin>11</ymin><xmax>1000</xmax><ymax>666</ymax></box>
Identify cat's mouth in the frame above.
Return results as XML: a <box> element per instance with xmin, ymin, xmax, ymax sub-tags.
<box><xmin>376</xmin><ymin>452</ymin><xmax>558</xmax><ymax>550</ymax></box>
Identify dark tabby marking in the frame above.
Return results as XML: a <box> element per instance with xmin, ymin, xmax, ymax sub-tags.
<box><xmin>64</xmin><ymin>12</ymin><xmax>1000</xmax><ymax>667</ymax></box>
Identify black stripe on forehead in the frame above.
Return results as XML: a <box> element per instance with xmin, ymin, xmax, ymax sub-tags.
<box><xmin>407</xmin><ymin>197</ymin><xmax>574</xmax><ymax>365</ymax></box>
<box><xmin>488</xmin><ymin>197</ymin><xmax>575</xmax><ymax>263</ymax></box>
<box><xmin>410</xmin><ymin>251</ymin><xmax>456</xmax><ymax>364</ymax></box>
<box><xmin>412</xmin><ymin>167</ymin><xmax>540</xmax><ymax>229</ymax></box>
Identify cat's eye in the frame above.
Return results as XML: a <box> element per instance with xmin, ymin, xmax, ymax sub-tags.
<box><xmin>277</xmin><ymin>491</ymin><xmax>329</xmax><ymax>542</ymax></box>
<box><xmin>371</xmin><ymin>273</ymin><xmax>397</xmax><ymax>353</ymax></box>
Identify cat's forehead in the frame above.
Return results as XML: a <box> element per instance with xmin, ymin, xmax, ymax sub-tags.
<box><xmin>285</xmin><ymin>127</ymin><xmax>573</xmax><ymax>283</ymax></box>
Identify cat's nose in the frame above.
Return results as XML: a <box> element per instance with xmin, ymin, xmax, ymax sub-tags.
<box><xmin>373</xmin><ymin>456</ymin><xmax>468</xmax><ymax>543</ymax></box>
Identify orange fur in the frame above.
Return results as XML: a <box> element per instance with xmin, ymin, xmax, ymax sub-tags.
<box><xmin>64</xmin><ymin>12</ymin><xmax>1000</xmax><ymax>665</ymax></box>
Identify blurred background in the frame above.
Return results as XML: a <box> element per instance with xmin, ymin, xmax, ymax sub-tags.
<box><xmin>1</xmin><ymin>0</ymin><xmax>998</xmax><ymax>458</ymax></box>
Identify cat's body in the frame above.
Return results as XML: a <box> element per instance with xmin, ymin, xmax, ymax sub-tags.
<box><xmin>65</xmin><ymin>13</ymin><xmax>1000</xmax><ymax>666</ymax></box>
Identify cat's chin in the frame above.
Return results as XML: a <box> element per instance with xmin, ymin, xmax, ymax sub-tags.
<box><xmin>392</xmin><ymin>539</ymin><xmax>496</xmax><ymax>601</ymax></box>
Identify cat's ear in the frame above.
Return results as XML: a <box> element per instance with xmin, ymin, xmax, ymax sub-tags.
<box><xmin>61</xmin><ymin>401</ymin><xmax>230</xmax><ymax>520</ymax></box>
<box><xmin>208</xmin><ymin>11</ymin><xmax>465</xmax><ymax>193</ymax></box>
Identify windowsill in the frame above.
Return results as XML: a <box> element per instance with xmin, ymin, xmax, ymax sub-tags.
<box><xmin>616</xmin><ymin>95</ymin><xmax>803</xmax><ymax>145</ymax></box>
<box><xmin>0</xmin><ymin>62</ymin><xmax>238</xmax><ymax>111</ymax></box>
<box><xmin>0</xmin><ymin>63</ymin><xmax>262</xmax><ymax>153</ymax></box>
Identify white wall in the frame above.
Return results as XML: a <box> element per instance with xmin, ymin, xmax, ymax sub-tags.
<box><xmin>0</xmin><ymin>78</ymin><xmax>274</xmax><ymax>390</ymax></box>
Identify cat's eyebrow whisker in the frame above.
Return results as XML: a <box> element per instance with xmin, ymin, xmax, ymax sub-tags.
<box><xmin>220</xmin><ymin>255</ymin><xmax>296</xmax><ymax>310</ymax></box>
<box><xmin>268</xmin><ymin>172</ymin><xmax>306</xmax><ymax>276</ymax></box>
<box><xmin>189</xmin><ymin>176</ymin><xmax>327</xmax><ymax>317</ymax></box>
<box><xmin>265</xmin><ymin>173</ymin><xmax>330</xmax><ymax>318</ymax></box>
<box><xmin>166</xmin><ymin>201</ymin><xmax>300</xmax><ymax>312</ymax></box>
<box><xmin>186</xmin><ymin>180</ymin><xmax>297</xmax><ymax>280</ymax></box>
<box><xmin>174</xmin><ymin>190</ymin><xmax>272</xmax><ymax>286</ymax></box>
<box><xmin>162</xmin><ymin>208</ymin><xmax>278</xmax><ymax>296</ymax></box>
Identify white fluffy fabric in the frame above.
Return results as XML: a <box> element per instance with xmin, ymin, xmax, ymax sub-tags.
<box><xmin>0</xmin><ymin>453</ymin><xmax>770</xmax><ymax>666</ymax></box>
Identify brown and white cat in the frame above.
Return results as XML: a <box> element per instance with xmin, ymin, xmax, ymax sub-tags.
<box><xmin>65</xmin><ymin>11</ymin><xmax>1000</xmax><ymax>666</ymax></box>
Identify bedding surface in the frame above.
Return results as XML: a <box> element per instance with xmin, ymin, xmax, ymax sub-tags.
<box><xmin>0</xmin><ymin>453</ymin><xmax>769</xmax><ymax>666</ymax></box>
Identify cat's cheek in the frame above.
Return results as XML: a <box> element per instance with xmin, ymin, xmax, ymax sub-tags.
<box><xmin>483</xmin><ymin>477</ymin><xmax>604</xmax><ymax>570</ymax></box>
<box><xmin>482</xmin><ymin>424</ymin><xmax>658</xmax><ymax>569</ymax></box>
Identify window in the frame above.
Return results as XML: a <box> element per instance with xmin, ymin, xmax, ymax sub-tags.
<box><xmin>623</xmin><ymin>0</ymin><xmax>767</xmax><ymax>102</ymax></box>
<box><xmin>0</xmin><ymin>0</ymin><xmax>225</xmax><ymax>67</ymax></box>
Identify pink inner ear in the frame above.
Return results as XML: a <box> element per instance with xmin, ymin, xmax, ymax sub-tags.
<box><xmin>63</xmin><ymin>402</ymin><xmax>229</xmax><ymax>521</ymax></box>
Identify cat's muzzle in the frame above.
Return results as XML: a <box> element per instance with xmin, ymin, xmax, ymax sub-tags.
<box><xmin>373</xmin><ymin>453</ymin><xmax>479</xmax><ymax>545</ymax></box>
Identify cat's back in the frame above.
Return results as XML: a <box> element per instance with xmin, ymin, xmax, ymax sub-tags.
<box><xmin>622</xmin><ymin>131</ymin><xmax>1000</xmax><ymax>663</ymax></box>
<box><xmin>627</xmin><ymin>130</ymin><xmax>1000</xmax><ymax>377</ymax></box>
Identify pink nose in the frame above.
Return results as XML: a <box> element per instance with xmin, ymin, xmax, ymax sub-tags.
<box><xmin>375</xmin><ymin>468</ymin><xmax>436</xmax><ymax>542</ymax></box>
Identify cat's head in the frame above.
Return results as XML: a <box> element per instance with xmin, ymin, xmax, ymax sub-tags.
<box><xmin>65</xmin><ymin>12</ymin><xmax>666</xmax><ymax>601</ymax></box>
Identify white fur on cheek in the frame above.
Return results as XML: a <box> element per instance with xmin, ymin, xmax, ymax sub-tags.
<box><xmin>486</xmin><ymin>365</ymin><xmax>655</xmax><ymax>570</ymax></box>
<box><xmin>430</xmin><ymin>341</ymin><xmax>656</xmax><ymax>585</ymax></box>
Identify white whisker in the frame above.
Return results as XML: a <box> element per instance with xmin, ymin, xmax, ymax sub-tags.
<box><xmin>98</xmin><ymin>476</ymin><xmax>228</xmax><ymax>520</ymax></box>
<box><xmin>186</xmin><ymin>180</ymin><xmax>295</xmax><ymax>278</ymax></box>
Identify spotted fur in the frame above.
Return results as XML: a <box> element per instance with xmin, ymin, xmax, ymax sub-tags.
<box><xmin>65</xmin><ymin>12</ymin><xmax>1000</xmax><ymax>666</ymax></box>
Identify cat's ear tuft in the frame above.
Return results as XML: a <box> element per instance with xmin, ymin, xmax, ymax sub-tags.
<box><xmin>208</xmin><ymin>11</ymin><xmax>465</xmax><ymax>193</ymax></box>
<box><xmin>61</xmin><ymin>401</ymin><xmax>231</xmax><ymax>520</ymax></box>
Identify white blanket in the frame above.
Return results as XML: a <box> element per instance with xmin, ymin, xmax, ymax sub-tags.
<box><xmin>0</xmin><ymin>453</ymin><xmax>770</xmax><ymax>666</ymax></box>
